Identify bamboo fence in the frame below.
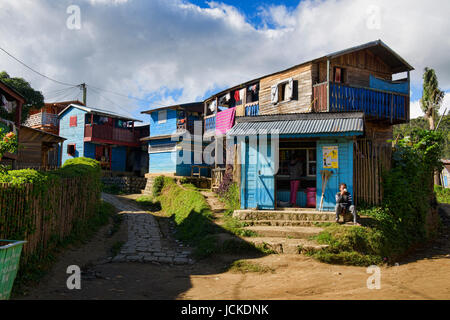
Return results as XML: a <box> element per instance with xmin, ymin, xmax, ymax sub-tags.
<box><xmin>353</xmin><ymin>139</ymin><xmax>392</xmax><ymax>206</ymax></box>
<box><xmin>0</xmin><ymin>176</ymin><xmax>100</xmax><ymax>265</ymax></box>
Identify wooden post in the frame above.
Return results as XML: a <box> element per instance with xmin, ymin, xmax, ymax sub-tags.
<box><xmin>326</xmin><ymin>59</ymin><xmax>330</xmax><ymax>112</ymax></box>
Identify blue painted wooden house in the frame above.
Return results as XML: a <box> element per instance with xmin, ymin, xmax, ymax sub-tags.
<box><xmin>58</xmin><ymin>104</ymin><xmax>148</xmax><ymax>173</ymax></box>
<box><xmin>203</xmin><ymin>40</ymin><xmax>414</xmax><ymax>211</ymax></box>
<box><xmin>141</xmin><ymin>102</ymin><xmax>207</xmax><ymax>177</ymax></box>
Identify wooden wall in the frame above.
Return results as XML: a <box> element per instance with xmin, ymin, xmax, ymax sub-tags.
<box><xmin>365</xmin><ymin>121</ymin><xmax>394</xmax><ymax>143</ymax></box>
<box><xmin>316</xmin><ymin>49</ymin><xmax>394</xmax><ymax>87</ymax></box>
<box><xmin>259</xmin><ymin>63</ymin><xmax>313</xmax><ymax>115</ymax></box>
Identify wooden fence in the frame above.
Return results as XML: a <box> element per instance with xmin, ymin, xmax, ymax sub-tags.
<box><xmin>0</xmin><ymin>176</ymin><xmax>100</xmax><ymax>265</ymax></box>
<box><xmin>353</xmin><ymin>139</ymin><xmax>392</xmax><ymax>206</ymax></box>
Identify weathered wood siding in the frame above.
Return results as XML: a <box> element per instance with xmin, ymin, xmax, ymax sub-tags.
<box><xmin>259</xmin><ymin>63</ymin><xmax>313</xmax><ymax>115</ymax></box>
<box><xmin>365</xmin><ymin>121</ymin><xmax>393</xmax><ymax>143</ymax></box>
<box><xmin>316</xmin><ymin>49</ymin><xmax>393</xmax><ymax>87</ymax></box>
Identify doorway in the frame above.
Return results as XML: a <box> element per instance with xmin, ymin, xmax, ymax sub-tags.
<box><xmin>276</xmin><ymin>140</ymin><xmax>317</xmax><ymax>208</ymax></box>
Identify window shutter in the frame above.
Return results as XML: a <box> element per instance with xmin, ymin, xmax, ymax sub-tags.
<box><xmin>287</xmin><ymin>78</ymin><xmax>294</xmax><ymax>100</ymax></box>
<box><xmin>70</xmin><ymin>116</ymin><xmax>77</xmax><ymax>127</ymax></box>
<box><xmin>270</xmin><ymin>85</ymin><xmax>278</xmax><ymax>104</ymax></box>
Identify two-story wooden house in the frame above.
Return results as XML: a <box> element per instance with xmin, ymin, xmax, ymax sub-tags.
<box><xmin>25</xmin><ymin>100</ymin><xmax>84</xmax><ymax>135</ymax></box>
<box><xmin>141</xmin><ymin>102</ymin><xmax>207</xmax><ymax>177</ymax></box>
<box><xmin>204</xmin><ymin>40</ymin><xmax>413</xmax><ymax>211</ymax></box>
<box><xmin>58</xmin><ymin>103</ymin><xmax>148</xmax><ymax>173</ymax></box>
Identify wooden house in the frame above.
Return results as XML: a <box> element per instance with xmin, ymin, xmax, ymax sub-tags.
<box><xmin>25</xmin><ymin>100</ymin><xmax>84</xmax><ymax>135</ymax></box>
<box><xmin>141</xmin><ymin>102</ymin><xmax>207</xmax><ymax>177</ymax></box>
<box><xmin>58</xmin><ymin>104</ymin><xmax>148</xmax><ymax>173</ymax></box>
<box><xmin>0</xmin><ymin>80</ymin><xmax>25</xmax><ymax>166</ymax></box>
<box><xmin>17</xmin><ymin>126</ymin><xmax>66</xmax><ymax>169</ymax></box>
<box><xmin>204</xmin><ymin>40</ymin><xmax>413</xmax><ymax>211</ymax></box>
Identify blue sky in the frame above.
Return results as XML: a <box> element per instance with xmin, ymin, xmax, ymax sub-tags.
<box><xmin>188</xmin><ymin>0</ymin><xmax>301</xmax><ymax>28</ymax></box>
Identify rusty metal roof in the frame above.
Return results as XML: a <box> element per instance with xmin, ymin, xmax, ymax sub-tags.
<box><xmin>227</xmin><ymin>112</ymin><xmax>364</xmax><ymax>136</ymax></box>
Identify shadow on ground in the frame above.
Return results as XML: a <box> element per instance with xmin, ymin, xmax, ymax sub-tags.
<box><xmin>18</xmin><ymin>193</ymin><xmax>267</xmax><ymax>300</ymax></box>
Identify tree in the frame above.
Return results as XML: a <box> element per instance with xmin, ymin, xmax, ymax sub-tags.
<box><xmin>0</xmin><ymin>71</ymin><xmax>44</xmax><ymax>123</ymax></box>
<box><xmin>420</xmin><ymin>67</ymin><xmax>445</xmax><ymax>130</ymax></box>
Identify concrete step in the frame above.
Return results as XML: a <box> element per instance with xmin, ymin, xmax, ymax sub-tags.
<box><xmin>245</xmin><ymin>220</ymin><xmax>327</xmax><ymax>227</ymax></box>
<box><xmin>244</xmin><ymin>226</ymin><xmax>323</xmax><ymax>239</ymax></box>
<box><xmin>244</xmin><ymin>237</ymin><xmax>328</xmax><ymax>254</ymax></box>
<box><xmin>233</xmin><ymin>210</ymin><xmax>335</xmax><ymax>222</ymax></box>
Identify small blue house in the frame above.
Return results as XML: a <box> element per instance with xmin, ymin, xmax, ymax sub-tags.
<box><xmin>58</xmin><ymin>104</ymin><xmax>148</xmax><ymax>173</ymax></box>
<box><xmin>141</xmin><ymin>102</ymin><xmax>208</xmax><ymax>177</ymax></box>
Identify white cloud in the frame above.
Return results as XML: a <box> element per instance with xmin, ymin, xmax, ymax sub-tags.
<box><xmin>0</xmin><ymin>0</ymin><xmax>449</xmax><ymax>120</ymax></box>
<box><xmin>410</xmin><ymin>92</ymin><xmax>450</xmax><ymax>119</ymax></box>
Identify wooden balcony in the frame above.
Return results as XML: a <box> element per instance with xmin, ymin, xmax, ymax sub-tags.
<box><xmin>313</xmin><ymin>82</ymin><xmax>409</xmax><ymax>123</ymax></box>
<box><xmin>84</xmin><ymin>124</ymin><xmax>141</xmax><ymax>146</ymax></box>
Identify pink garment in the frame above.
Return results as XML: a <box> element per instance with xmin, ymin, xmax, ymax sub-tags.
<box><xmin>290</xmin><ymin>180</ymin><xmax>300</xmax><ymax>205</ymax></box>
<box><xmin>215</xmin><ymin>107</ymin><xmax>236</xmax><ymax>135</ymax></box>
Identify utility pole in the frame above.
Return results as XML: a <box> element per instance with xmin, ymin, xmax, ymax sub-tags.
<box><xmin>80</xmin><ymin>83</ymin><xmax>87</xmax><ymax>105</ymax></box>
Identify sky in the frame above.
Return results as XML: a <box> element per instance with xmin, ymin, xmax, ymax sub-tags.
<box><xmin>0</xmin><ymin>0</ymin><xmax>449</xmax><ymax>122</ymax></box>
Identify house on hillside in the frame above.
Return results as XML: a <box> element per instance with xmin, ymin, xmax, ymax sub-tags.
<box><xmin>141</xmin><ymin>102</ymin><xmax>208</xmax><ymax>177</ymax></box>
<box><xmin>58</xmin><ymin>104</ymin><xmax>148</xmax><ymax>174</ymax></box>
<box><xmin>204</xmin><ymin>40</ymin><xmax>413</xmax><ymax>211</ymax></box>
<box><xmin>0</xmin><ymin>80</ymin><xmax>25</xmax><ymax>167</ymax></box>
<box><xmin>25</xmin><ymin>100</ymin><xmax>85</xmax><ymax>135</ymax></box>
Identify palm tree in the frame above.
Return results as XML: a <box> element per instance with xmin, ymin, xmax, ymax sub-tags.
<box><xmin>420</xmin><ymin>67</ymin><xmax>444</xmax><ymax>130</ymax></box>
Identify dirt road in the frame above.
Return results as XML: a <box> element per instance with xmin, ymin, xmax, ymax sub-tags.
<box><xmin>17</xmin><ymin>203</ymin><xmax>450</xmax><ymax>300</ymax></box>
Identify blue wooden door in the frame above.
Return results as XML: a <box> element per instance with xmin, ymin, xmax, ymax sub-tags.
<box><xmin>256</xmin><ymin>139</ymin><xmax>275</xmax><ymax>209</ymax></box>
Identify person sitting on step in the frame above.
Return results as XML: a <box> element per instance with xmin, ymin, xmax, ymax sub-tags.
<box><xmin>335</xmin><ymin>183</ymin><xmax>360</xmax><ymax>225</ymax></box>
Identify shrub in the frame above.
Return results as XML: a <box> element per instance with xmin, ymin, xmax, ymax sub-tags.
<box><xmin>152</xmin><ymin>175</ymin><xmax>166</xmax><ymax>197</ymax></box>
<box><xmin>435</xmin><ymin>185</ymin><xmax>450</xmax><ymax>204</ymax></box>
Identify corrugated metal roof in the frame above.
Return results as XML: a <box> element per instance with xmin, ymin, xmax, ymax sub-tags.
<box><xmin>227</xmin><ymin>116</ymin><xmax>364</xmax><ymax>136</ymax></box>
<box><xmin>58</xmin><ymin>104</ymin><xmax>142</xmax><ymax>122</ymax></box>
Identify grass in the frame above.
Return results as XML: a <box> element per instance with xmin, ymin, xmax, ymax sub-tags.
<box><xmin>145</xmin><ymin>176</ymin><xmax>267</xmax><ymax>259</ymax></box>
<box><xmin>227</xmin><ymin>260</ymin><xmax>275</xmax><ymax>274</ymax></box>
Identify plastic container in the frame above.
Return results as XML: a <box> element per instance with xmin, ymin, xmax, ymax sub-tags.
<box><xmin>306</xmin><ymin>188</ymin><xmax>316</xmax><ymax>208</ymax></box>
<box><xmin>0</xmin><ymin>240</ymin><xmax>26</xmax><ymax>300</ymax></box>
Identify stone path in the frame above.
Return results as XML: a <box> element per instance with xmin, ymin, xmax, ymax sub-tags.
<box><xmin>101</xmin><ymin>193</ymin><xmax>194</xmax><ymax>265</ymax></box>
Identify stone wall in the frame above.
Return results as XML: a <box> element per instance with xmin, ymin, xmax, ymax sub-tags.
<box><xmin>102</xmin><ymin>176</ymin><xmax>147</xmax><ymax>194</ymax></box>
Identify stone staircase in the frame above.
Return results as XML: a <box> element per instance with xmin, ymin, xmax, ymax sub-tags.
<box><xmin>233</xmin><ymin>208</ymin><xmax>334</xmax><ymax>254</ymax></box>
<box><xmin>141</xmin><ymin>176</ymin><xmax>155</xmax><ymax>195</ymax></box>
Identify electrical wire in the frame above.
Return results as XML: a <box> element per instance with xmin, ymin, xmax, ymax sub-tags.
<box><xmin>0</xmin><ymin>46</ymin><xmax>79</xmax><ymax>87</ymax></box>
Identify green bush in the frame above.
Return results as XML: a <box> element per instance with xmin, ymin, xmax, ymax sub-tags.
<box><xmin>435</xmin><ymin>185</ymin><xmax>450</xmax><ymax>204</ymax></box>
<box><xmin>152</xmin><ymin>175</ymin><xmax>166</xmax><ymax>197</ymax></box>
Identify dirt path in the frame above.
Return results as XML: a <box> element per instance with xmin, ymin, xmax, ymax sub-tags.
<box><xmin>17</xmin><ymin>200</ymin><xmax>450</xmax><ymax>300</ymax></box>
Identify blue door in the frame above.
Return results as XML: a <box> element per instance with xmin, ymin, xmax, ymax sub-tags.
<box><xmin>240</xmin><ymin>138</ymin><xmax>275</xmax><ymax>210</ymax></box>
<box><xmin>256</xmin><ymin>139</ymin><xmax>275</xmax><ymax>209</ymax></box>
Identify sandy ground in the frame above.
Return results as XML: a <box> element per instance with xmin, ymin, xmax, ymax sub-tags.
<box><xmin>17</xmin><ymin>203</ymin><xmax>450</xmax><ymax>300</ymax></box>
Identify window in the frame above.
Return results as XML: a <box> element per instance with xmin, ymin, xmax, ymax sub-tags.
<box><xmin>334</xmin><ymin>67</ymin><xmax>345</xmax><ymax>83</ymax></box>
<box><xmin>70</xmin><ymin>116</ymin><xmax>77</xmax><ymax>127</ymax></box>
<box><xmin>158</xmin><ymin>110</ymin><xmax>167</xmax><ymax>124</ymax></box>
<box><xmin>67</xmin><ymin>144</ymin><xmax>76</xmax><ymax>156</ymax></box>
<box><xmin>271</xmin><ymin>78</ymin><xmax>294</xmax><ymax>104</ymax></box>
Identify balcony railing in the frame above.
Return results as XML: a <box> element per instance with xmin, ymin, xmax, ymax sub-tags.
<box><xmin>84</xmin><ymin>124</ymin><xmax>140</xmax><ymax>145</ymax></box>
<box><xmin>204</xmin><ymin>114</ymin><xmax>216</xmax><ymax>132</ymax></box>
<box><xmin>313</xmin><ymin>82</ymin><xmax>409</xmax><ymax>122</ymax></box>
<box><xmin>245</xmin><ymin>102</ymin><xmax>259</xmax><ymax>116</ymax></box>
<box><xmin>24</xmin><ymin>112</ymin><xmax>59</xmax><ymax>128</ymax></box>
